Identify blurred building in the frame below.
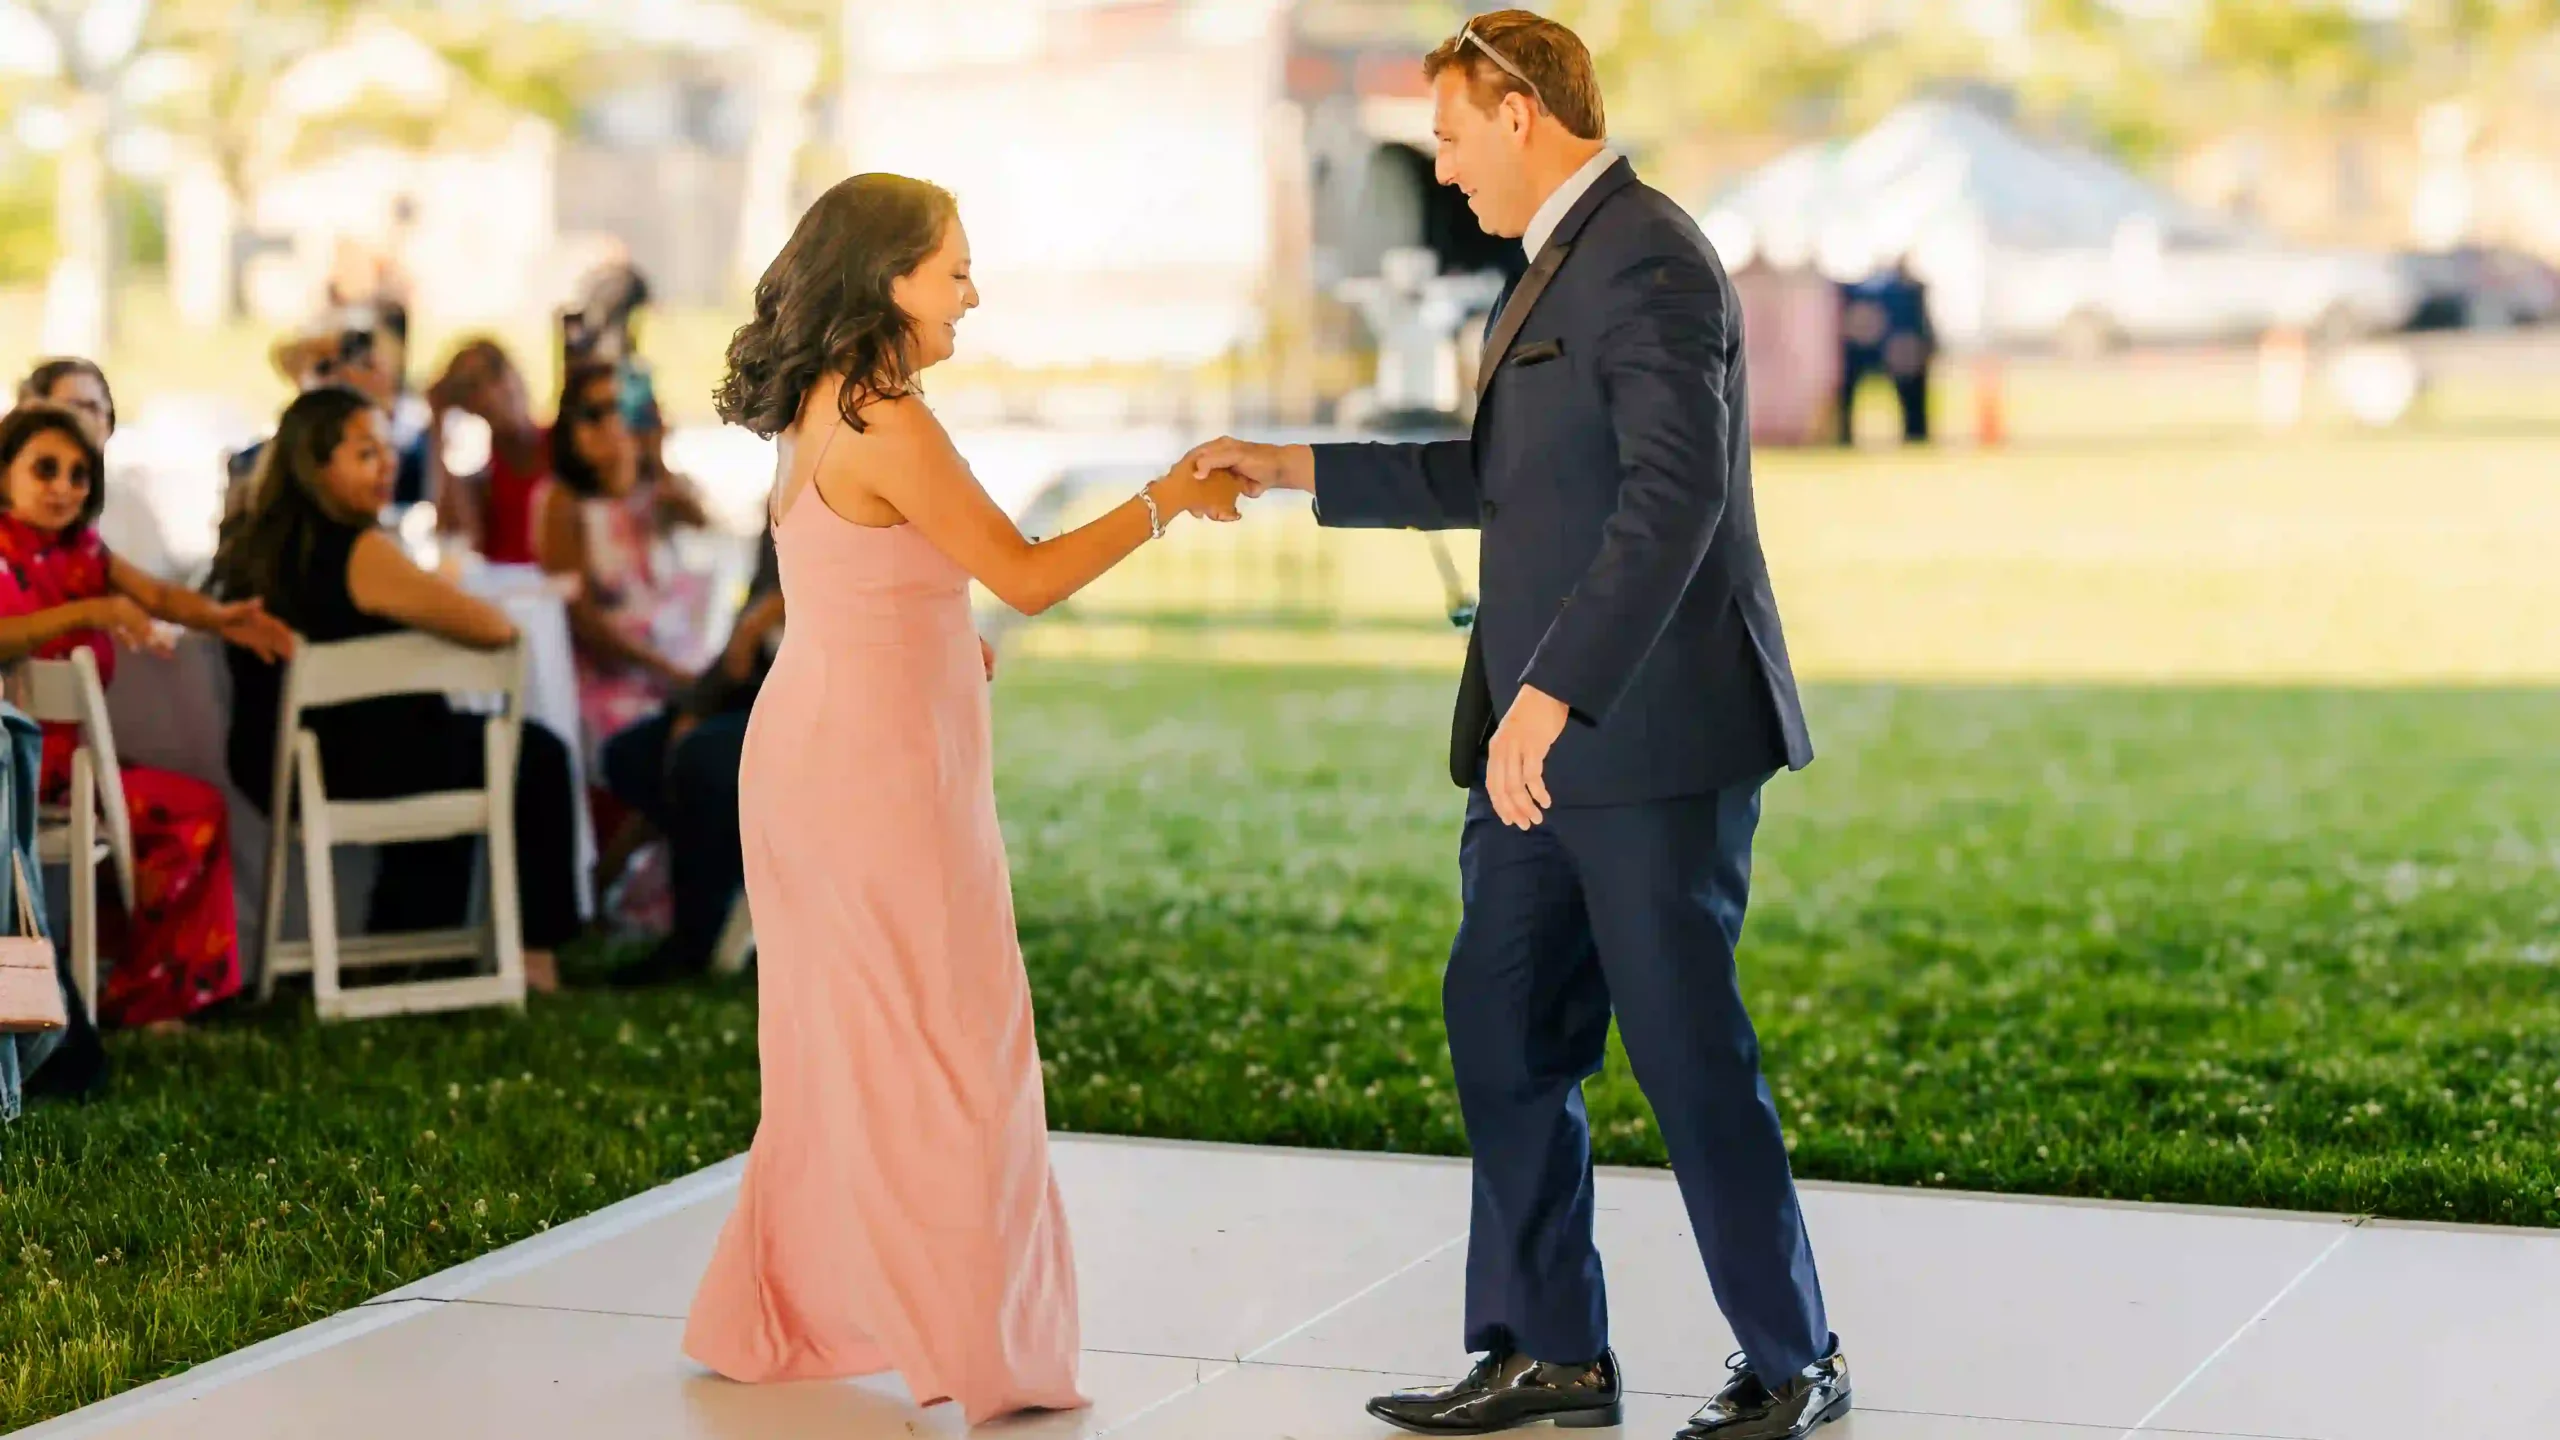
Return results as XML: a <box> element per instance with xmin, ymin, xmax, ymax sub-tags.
<box><xmin>559</xmin><ymin>33</ymin><xmax>827</xmax><ymax>309</ymax></box>
<box><xmin>838</xmin><ymin>0</ymin><xmax>1519</xmax><ymax>422</ymax></box>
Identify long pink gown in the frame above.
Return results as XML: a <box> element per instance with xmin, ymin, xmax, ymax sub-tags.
<box><xmin>682</xmin><ymin>486</ymin><xmax>1086</xmax><ymax>1425</ymax></box>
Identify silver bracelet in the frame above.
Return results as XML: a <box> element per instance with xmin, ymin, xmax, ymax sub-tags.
<box><xmin>1139</xmin><ymin>482</ymin><xmax>1165</xmax><ymax>540</ymax></box>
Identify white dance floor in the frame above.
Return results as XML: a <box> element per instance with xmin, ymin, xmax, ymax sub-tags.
<box><xmin>23</xmin><ymin>1135</ymin><xmax>2560</xmax><ymax>1440</ymax></box>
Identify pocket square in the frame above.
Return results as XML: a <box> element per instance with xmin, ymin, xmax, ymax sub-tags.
<box><xmin>1509</xmin><ymin>338</ymin><xmax>1564</xmax><ymax>367</ymax></box>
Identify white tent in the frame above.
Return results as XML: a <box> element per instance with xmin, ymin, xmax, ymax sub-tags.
<box><xmin>1700</xmin><ymin>100</ymin><xmax>2212</xmax><ymax>345</ymax></box>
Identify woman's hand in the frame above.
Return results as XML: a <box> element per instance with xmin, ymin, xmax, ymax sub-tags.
<box><xmin>208</xmin><ymin>597</ymin><xmax>296</xmax><ymax>664</ymax></box>
<box><xmin>84</xmin><ymin>595</ymin><xmax>158</xmax><ymax>651</ymax></box>
<box><xmin>1156</xmin><ymin>464</ymin><xmax>1246</xmax><ymax>523</ymax></box>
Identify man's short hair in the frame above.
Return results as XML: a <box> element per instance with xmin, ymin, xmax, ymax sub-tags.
<box><xmin>1422</xmin><ymin>10</ymin><xmax>1606</xmax><ymax>142</ymax></box>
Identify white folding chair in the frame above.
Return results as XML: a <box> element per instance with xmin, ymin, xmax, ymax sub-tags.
<box><xmin>256</xmin><ymin>632</ymin><xmax>530</xmax><ymax>1021</ymax></box>
<box><xmin>9</xmin><ymin>649</ymin><xmax>137</xmax><ymax>1022</ymax></box>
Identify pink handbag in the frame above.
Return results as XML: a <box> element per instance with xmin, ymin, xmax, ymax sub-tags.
<box><xmin>0</xmin><ymin>851</ymin><xmax>64</xmax><ymax>1034</ymax></box>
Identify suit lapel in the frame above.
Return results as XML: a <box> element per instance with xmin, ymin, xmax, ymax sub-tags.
<box><xmin>1476</xmin><ymin>244</ymin><xmax>1568</xmax><ymax>401</ymax></box>
<box><xmin>1473</xmin><ymin>157</ymin><xmax>1640</xmax><ymax>402</ymax></box>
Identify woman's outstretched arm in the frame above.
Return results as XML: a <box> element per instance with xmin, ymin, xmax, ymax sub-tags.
<box><xmin>841</xmin><ymin>396</ymin><xmax>1243</xmax><ymax>617</ymax></box>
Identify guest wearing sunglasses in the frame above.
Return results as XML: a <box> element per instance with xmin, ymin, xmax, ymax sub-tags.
<box><xmin>0</xmin><ymin>404</ymin><xmax>295</xmax><ymax>1029</ymax></box>
<box><xmin>535</xmin><ymin>361</ymin><xmax>699</xmax><ymax>772</ymax></box>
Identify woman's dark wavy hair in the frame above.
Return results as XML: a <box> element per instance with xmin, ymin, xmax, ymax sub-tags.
<box><xmin>0</xmin><ymin>402</ymin><xmax>109</xmax><ymax>532</ymax></box>
<box><xmin>207</xmin><ymin>386</ymin><xmax>381</xmax><ymax>627</ymax></box>
<box><xmin>18</xmin><ymin>357</ymin><xmax>115</xmax><ymax>437</ymax></box>
<box><xmin>548</xmin><ymin>359</ymin><xmax>622</xmax><ymax>498</ymax></box>
<box><xmin>713</xmin><ymin>173</ymin><xmax>959</xmax><ymax>439</ymax></box>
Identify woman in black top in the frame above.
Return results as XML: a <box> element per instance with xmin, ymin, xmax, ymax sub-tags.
<box><xmin>209</xmin><ymin>387</ymin><xmax>579</xmax><ymax>991</ymax></box>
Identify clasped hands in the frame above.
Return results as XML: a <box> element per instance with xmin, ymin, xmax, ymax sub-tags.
<box><xmin>1172</xmin><ymin>436</ymin><xmax>1572</xmax><ymax>831</ymax></box>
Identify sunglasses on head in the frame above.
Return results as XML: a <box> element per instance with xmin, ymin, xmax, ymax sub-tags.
<box><xmin>30</xmin><ymin>454</ymin><xmax>92</xmax><ymax>487</ymax></box>
<box><xmin>1458</xmin><ymin>22</ymin><xmax>1548</xmax><ymax>113</ymax></box>
<box><xmin>573</xmin><ymin>401</ymin><xmax>622</xmax><ymax>427</ymax></box>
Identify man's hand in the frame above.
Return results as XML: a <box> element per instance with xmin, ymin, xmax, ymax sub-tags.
<box><xmin>1486</xmin><ymin>685</ymin><xmax>1571</xmax><ymax>829</ymax></box>
<box><xmin>1154</xmin><ymin>462</ymin><xmax>1244</xmax><ymax>522</ymax></box>
<box><xmin>1185</xmin><ymin>438</ymin><xmax>1314</xmax><ymax>498</ymax></box>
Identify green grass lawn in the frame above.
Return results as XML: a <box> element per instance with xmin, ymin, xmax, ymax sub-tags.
<box><xmin>8</xmin><ymin>660</ymin><xmax>2560</xmax><ymax>1427</ymax></box>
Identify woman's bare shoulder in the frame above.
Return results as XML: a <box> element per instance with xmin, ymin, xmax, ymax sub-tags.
<box><xmin>850</xmin><ymin>392</ymin><xmax>950</xmax><ymax>448</ymax></box>
<box><xmin>347</xmin><ymin>525</ymin><xmax>408</xmax><ymax>569</ymax></box>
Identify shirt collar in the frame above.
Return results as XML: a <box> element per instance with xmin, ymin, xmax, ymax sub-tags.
<box><xmin>1523</xmin><ymin>148</ymin><xmax>1619</xmax><ymax>263</ymax></box>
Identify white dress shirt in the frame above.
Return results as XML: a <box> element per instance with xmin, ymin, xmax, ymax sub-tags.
<box><xmin>1522</xmin><ymin>147</ymin><xmax>1620</xmax><ymax>263</ymax></box>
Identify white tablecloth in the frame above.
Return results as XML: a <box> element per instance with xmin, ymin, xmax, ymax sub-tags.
<box><xmin>102</xmin><ymin>584</ymin><xmax>594</xmax><ymax>987</ymax></box>
<box><xmin>452</xmin><ymin>565</ymin><xmax>597</xmax><ymax>917</ymax></box>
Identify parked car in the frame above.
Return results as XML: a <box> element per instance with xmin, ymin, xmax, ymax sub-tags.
<box><xmin>2396</xmin><ymin>245</ymin><xmax>2560</xmax><ymax>330</ymax></box>
<box><xmin>1993</xmin><ymin>216</ymin><xmax>2420</xmax><ymax>356</ymax></box>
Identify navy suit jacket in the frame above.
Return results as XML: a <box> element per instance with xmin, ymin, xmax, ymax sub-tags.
<box><xmin>1312</xmin><ymin>158</ymin><xmax>1813</xmax><ymax>805</ymax></box>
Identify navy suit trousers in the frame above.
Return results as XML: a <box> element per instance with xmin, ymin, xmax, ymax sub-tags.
<box><xmin>1447</xmin><ymin>778</ymin><xmax>1831</xmax><ymax>1383</ymax></box>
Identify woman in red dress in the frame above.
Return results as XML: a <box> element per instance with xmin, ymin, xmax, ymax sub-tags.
<box><xmin>426</xmin><ymin>340</ymin><xmax>550</xmax><ymax>564</ymax></box>
<box><xmin>0</xmin><ymin>404</ymin><xmax>296</xmax><ymax>1027</ymax></box>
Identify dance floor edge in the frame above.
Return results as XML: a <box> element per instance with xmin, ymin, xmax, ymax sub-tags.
<box><xmin>21</xmin><ymin>1134</ymin><xmax>2560</xmax><ymax>1440</ymax></box>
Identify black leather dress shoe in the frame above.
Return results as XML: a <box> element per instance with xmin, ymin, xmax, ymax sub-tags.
<box><xmin>1366</xmin><ymin>1349</ymin><xmax>1623</xmax><ymax>1435</ymax></box>
<box><xmin>1676</xmin><ymin>1348</ymin><xmax>1850</xmax><ymax>1440</ymax></box>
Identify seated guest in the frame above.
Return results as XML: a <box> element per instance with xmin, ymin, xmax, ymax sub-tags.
<box><xmin>227</xmin><ymin>310</ymin><xmax>430</xmax><ymax>517</ymax></box>
<box><xmin>17</xmin><ymin>358</ymin><xmax>115</xmax><ymax>445</ymax></box>
<box><xmin>209</xmin><ymin>387</ymin><xmax>581</xmax><ymax>993</ymax></box>
<box><xmin>0</xmin><ymin>404</ymin><xmax>295</xmax><ymax>1027</ymax></box>
<box><xmin>598</xmin><ymin>529</ymin><xmax>783</xmax><ymax>988</ymax></box>
<box><xmin>535</xmin><ymin>361</ymin><xmax>698</xmax><ymax>765</ymax></box>
<box><xmin>425</xmin><ymin>339</ymin><xmax>549</xmax><ymax>565</ymax></box>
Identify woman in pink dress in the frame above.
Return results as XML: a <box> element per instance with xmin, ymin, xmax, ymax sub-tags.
<box><xmin>681</xmin><ymin>174</ymin><xmax>1245</xmax><ymax>1425</ymax></box>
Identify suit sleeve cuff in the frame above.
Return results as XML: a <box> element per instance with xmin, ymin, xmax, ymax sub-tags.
<box><xmin>1308</xmin><ymin>444</ymin><xmax>1339</xmax><ymax>523</ymax></box>
<box><xmin>1520</xmin><ymin>653</ymin><xmax>1609</xmax><ymax>728</ymax></box>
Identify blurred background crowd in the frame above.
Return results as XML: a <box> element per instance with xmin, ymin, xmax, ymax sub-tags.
<box><xmin>6</xmin><ymin>0</ymin><xmax>2560</xmax><ymax>1065</ymax></box>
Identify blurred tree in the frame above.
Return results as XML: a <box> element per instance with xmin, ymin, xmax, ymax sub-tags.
<box><xmin>17</xmin><ymin>0</ymin><xmax>150</xmax><ymax>353</ymax></box>
<box><xmin>1551</xmin><ymin>0</ymin><xmax>1849</xmax><ymax>153</ymax></box>
<box><xmin>2015</xmin><ymin>0</ymin><xmax>2183</xmax><ymax>164</ymax></box>
<box><xmin>0</xmin><ymin>155</ymin><xmax>59</xmax><ymax>288</ymax></box>
<box><xmin>1552</xmin><ymin>0</ymin><xmax>2560</xmax><ymax>191</ymax></box>
<box><xmin>2195</xmin><ymin>0</ymin><xmax>2386</xmax><ymax>116</ymax></box>
<box><xmin>9</xmin><ymin>0</ymin><xmax>604</xmax><ymax>338</ymax></box>
<box><xmin>138</xmin><ymin>0</ymin><xmax>595</xmax><ymax>323</ymax></box>
<box><xmin>2396</xmin><ymin>0</ymin><xmax>2560</xmax><ymax>105</ymax></box>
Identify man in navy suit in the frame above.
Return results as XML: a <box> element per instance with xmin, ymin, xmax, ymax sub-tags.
<box><xmin>1188</xmin><ymin>12</ymin><xmax>1848</xmax><ymax>1438</ymax></box>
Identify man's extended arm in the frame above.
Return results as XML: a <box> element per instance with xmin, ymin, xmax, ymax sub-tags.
<box><xmin>1185</xmin><ymin>438</ymin><xmax>1478</xmax><ymax>530</ymax></box>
